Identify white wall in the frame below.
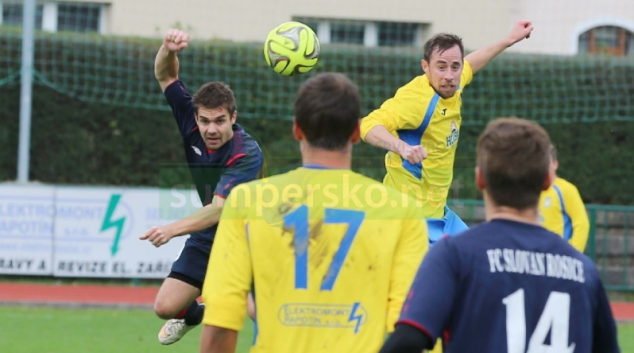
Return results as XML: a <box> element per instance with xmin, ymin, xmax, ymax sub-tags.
<box><xmin>513</xmin><ymin>0</ymin><xmax>634</xmax><ymax>55</ymax></box>
<box><xmin>77</xmin><ymin>0</ymin><xmax>512</xmax><ymax>51</ymax></box>
<box><xmin>33</xmin><ymin>0</ymin><xmax>634</xmax><ymax>56</ymax></box>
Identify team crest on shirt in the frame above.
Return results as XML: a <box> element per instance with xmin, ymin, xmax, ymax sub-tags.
<box><xmin>191</xmin><ymin>146</ymin><xmax>202</xmax><ymax>156</ymax></box>
<box><xmin>544</xmin><ymin>197</ymin><xmax>551</xmax><ymax>208</ymax></box>
<box><xmin>446</xmin><ymin>121</ymin><xmax>459</xmax><ymax>147</ymax></box>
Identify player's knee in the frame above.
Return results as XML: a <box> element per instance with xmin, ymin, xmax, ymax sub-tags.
<box><xmin>153</xmin><ymin>300</ymin><xmax>179</xmax><ymax>320</ymax></box>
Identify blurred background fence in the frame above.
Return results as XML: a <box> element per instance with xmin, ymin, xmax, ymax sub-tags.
<box><xmin>450</xmin><ymin>201</ymin><xmax>634</xmax><ymax>291</ymax></box>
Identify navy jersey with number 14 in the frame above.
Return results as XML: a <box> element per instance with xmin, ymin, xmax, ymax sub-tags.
<box><xmin>398</xmin><ymin>219</ymin><xmax>619</xmax><ymax>353</ymax></box>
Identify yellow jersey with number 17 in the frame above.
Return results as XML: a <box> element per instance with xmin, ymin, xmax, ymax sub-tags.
<box><xmin>201</xmin><ymin>166</ymin><xmax>429</xmax><ymax>353</ymax></box>
<box><xmin>360</xmin><ymin>61</ymin><xmax>474</xmax><ymax>218</ymax></box>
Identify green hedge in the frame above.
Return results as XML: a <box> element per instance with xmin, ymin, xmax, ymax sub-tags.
<box><xmin>0</xmin><ymin>31</ymin><xmax>633</xmax><ymax>204</ymax></box>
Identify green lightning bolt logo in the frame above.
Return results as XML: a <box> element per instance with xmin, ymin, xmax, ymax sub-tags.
<box><xmin>100</xmin><ymin>194</ymin><xmax>126</xmax><ymax>256</ymax></box>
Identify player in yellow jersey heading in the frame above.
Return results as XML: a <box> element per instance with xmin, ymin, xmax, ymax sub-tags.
<box><xmin>360</xmin><ymin>21</ymin><xmax>534</xmax><ymax>244</ymax></box>
<box><xmin>199</xmin><ymin>73</ymin><xmax>429</xmax><ymax>353</ymax></box>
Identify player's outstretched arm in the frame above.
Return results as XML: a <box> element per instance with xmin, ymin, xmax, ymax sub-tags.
<box><xmin>363</xmin><ymin>125</ymin><xmax>428</xmax><ymax>165</ymax></box>
<box><xmin>139</xmin><ymin>196</ymin><xmax>224</xmax><ymax>247</ymax></box>
<box><xmin>155</xmin><ymin>29</ymin><xmax>190</xmax><ymax>92</ymax></box>
<box><xmin>360</xmin><ymin>84</ymin><xmax>430</xmax><ymax>164</ymax></box>
<box><xmin>141</xmin><ymin>154</ymin><xmax>263</xmax><ymax>247</ymax></box>
<box><xmin>464</xmin><ymin>20</ymin><xmax>534</xmax><ymax>74</ymax></box>
<box><xmin>361</xmin><ymin>124</ymin><xmax>428</xmax><ymax>165</ymax></box>
<box><xmin>200</xmin><ymin>326</ymin><xmax>238</xmax><ymax>353</ymax></box>
<box><xmin>365</xmin><ymin>125</ymin><xmax>427</xmax><ymax>164</ymax></box>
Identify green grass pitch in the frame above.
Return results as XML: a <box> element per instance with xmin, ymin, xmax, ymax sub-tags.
<box><xmin>0</xmin><ymin>307</ymin><xmax>632</xmax><ymax>352</ymax></box>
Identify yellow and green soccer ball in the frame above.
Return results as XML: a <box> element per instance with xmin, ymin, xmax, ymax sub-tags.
<box><xmin>264</xmin><ymin>21</ymin><xmax>320</xmax><ymax>76</ymax></box>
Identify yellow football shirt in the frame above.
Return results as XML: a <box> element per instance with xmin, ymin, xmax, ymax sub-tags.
<box><xmin>360</xmin><ymin>61</ymin><xmax>474</xmax><ymax>218</ymax></box>
<box><xmin>202</xmin><ymin>166</ymin><xmax>428</xmax><ymax>353</ymax></box>
<box><xmin>539</xmin><ymin>177</ymin><xmax>590</xmax><ymax>252</ymax></box>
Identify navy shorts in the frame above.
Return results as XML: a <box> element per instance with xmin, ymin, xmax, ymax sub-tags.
<box><xmin>168</xmin><ymin>237</ymin><xmax>212</xmax><ymax>291</ymax></box>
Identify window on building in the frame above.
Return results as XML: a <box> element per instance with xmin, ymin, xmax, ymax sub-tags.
<box><xmin>330</xmin><ymin>21</ymin><xmax>365</xmax><ymax>45</ymax></box>
<box><xmin>578</xmin><ymin>26</ymin><xmax>634</xmax><ymax>57</ymax></box>
<box><xmin>293</xmin><ymin>16</ymin><xmax>425</xmax><ymax>48</ymax></box>
<box><xmin>0</xmin><ymin>1</ymin><xmax>106</xmax><ymax>34</ymax></box>
<box><xmin>57</xmin><ymin>2</ymin><xmax>101</xmax><ymax>33</ymax></box>
<box><xmin>1</xmin><ymin>3</ymin><xmax>44</xmax><ymax>29</ymax></box>
<box><xmin>297</xmin><ymin>19</ymin><xmax>318</xmax><ymax>34</ymax></box>
<box><xmin>378</xmin><ymin>21</ymin><xmax>419</xmax><ymax>47</ymax></box>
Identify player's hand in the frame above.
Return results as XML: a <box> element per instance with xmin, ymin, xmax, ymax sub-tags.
<box><xmin>139</xmin><ymin>226</ymin><xmax>174</xmax><ymax>248</ymax></box>
<box><xmin>400</xmin><ymin>144</ymin><xmax>427</xmax><ymax>164</ymax></box>
<box><xmin>507</xmin><ymin>20</ymin><xmax>533</xmax><ymax>45</ymax></box>
<box><xmin>163</xmin><ymin>29</ymin><xmax>190</xmax><ymax>53</ymax></box>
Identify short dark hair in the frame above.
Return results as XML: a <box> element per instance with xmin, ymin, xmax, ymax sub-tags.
<box><xmin>423</xmin><ymin>33</ymin><xmax>464</xmax><ymax>62</ymax></box>
<box><xmin>294</xmin><ymin>73</ymin><xmax>360</xmax><ymax>151</ymax></box>
<box><xmin>192</xmin><ymin>81</ymin><xmax>237</xmax><ymax>115</ymax></box>
<box><xmin>477</xmin><ymin>117</ymin><xmax>551</xmax><ymax>210</ymax></box>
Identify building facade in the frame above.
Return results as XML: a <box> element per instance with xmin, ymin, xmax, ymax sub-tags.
<box><xmin>0</xmin><ymin>0</ymin><xmax>632</xmax><ymax>56</ymax></box>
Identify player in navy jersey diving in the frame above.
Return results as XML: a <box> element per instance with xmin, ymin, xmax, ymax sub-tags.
<box><xmin>380</xmin><ymin>117</ymin><xmax>619</xmax><ymax>353</ymax></box>
<box><xmin>139</xmin><ymin>28</ymin><xmax>264</xmax><ymax>346</ymax></box>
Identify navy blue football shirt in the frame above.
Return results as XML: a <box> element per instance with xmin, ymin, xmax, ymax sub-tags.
<box><xmin>164</xmin><ymin>80</ymin><xmax>263</xmax><ymax>245</ymax></box>
<box><xmin>398</xmin><ymin>219</ymin><xmax>619</xmax><ymax>353</ymax></box>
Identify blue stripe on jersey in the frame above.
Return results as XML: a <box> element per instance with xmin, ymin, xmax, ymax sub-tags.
<box><xmin>553</xmin><ymin>185</ymin><xmax>573</xmax><ymax>240</ymax></box>
<box><xmin>397</xmin><ymin>93</ymin><xmax>440</xmax><ymax>180</ymax></box>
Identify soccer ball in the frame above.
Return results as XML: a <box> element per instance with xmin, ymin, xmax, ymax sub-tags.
<box><xmin>263</xmin><ymin>21</ymin><xmax>320</xmax><ymax>76</ymax></box>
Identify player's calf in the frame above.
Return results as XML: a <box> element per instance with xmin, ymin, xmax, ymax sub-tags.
<box><xmin>158</xmin><ymin>301</ymin><xmax>205</xmax><ymax>345</ymax></box>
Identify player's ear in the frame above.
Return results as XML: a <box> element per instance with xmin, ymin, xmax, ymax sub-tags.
<box><xmin>475</xmin><ymin>166</ymin><xmax>486</xmax><ymax>190</ymax></box>
<box><xmin>421</xmin><ymin>59</ymin><xmax>429</xmax><ymax>74</ymax></box>
<box><xmin>543</xmin><ymin>167</ymin><xmax>555</xmax><ymax>191</ymax></box>
<box><xmin>231</xmin><ymin>110</ymin><xmax>237</xmax><ymax>123</ymax></box>
<box><xmin>292</xmin><ymin>119</ymin><xmax>303</xmax><ymax>142</ymax></box>
<box><xmin>349</xmin><ymin>121</ymin><xmax>361</xmax><ymax>144</ymax></box>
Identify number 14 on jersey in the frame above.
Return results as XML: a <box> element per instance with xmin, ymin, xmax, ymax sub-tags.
<box><xmin>503</xmin><ymin>289</ymin><xmax>575</xmax><ymax>353</ymax></box>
